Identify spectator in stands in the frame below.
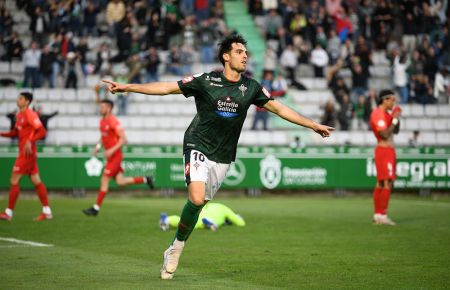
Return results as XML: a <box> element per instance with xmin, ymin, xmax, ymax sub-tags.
<box><xmin>23</xmin><ymin>41</ymin><xmax>41</xmax><ymax>88</ymax></box>
<box><xmin>163</xmin><ymin>12</ymin><xmax>182</xmax><ymax>50</ymax></box>
<box><xmin>30</xmin><ymin>6</ymin><xmax>48</xmax><ymax>47</ymax></box>
<box><xmin>146</xmin><ymin>11</ymin><xmax>163</xmax><ymax>49</ymax></box>
<box><xmin>408</xmin><ymin>130</ymin><xmax>420</xmax><ymax>147</ymax></box>
<box><xmin>350</xmin><ymin>60</ymin><xmax>369</xmax><ymax>103</ymax></box>
<box><xmin>197</xmin><ymin>19</ymin><xmax>216</xmax><ymax>63</ymax></box>
<box><xmin>353</xmin><ymin>94</ymin><xmax>367</xmax><ymax>130</ymax></box>
<box><xmin>114</xmin><ymin>74</ymin><xmax>129</xmax><ymax>116</ymax></box>
<box><xmin>144</xmin><ymin>47</ymin><xmax>160</xmax><ymax>83</ymax></box>
<box><xmin>5</xmin><ymin>110</ymin><xmax>17</xmax><ymax>144</ymax></box>
<box><xmin>126</xmin><ymin>53</ymin><xmax>142</xmax><ymax>84</ymax></box>
<box><xmin>434</xmin><ymin>68</ymin><xmax>449</xmax><ymax>104</ymax></box>
<box><xmin>271</xmin><ymin>73</ymin><xmax>288</xmax><ymax>97</ymax></box>
<box><xmin>0</xmin><ymin>7</ymin><xmax>13</xmax><ymax>38</ymax></box>
<box><xmin>64</xmin><ymin>51</ymin><xmax>82</xmax><ymax>89</ymax></box>
<box><xmin>34</xmin><ymin>106</ymin><xmax>58</xmax><ymax>141</ymax></box>
<box><xmin>95</xmin><ymin>43</ymin><xmax>112</xmax><ymax>76</ymax></box>
<box><xmin>83</xmin><ymin>0</ymin><xmax>100</xmax><ymax>36</ymax></box>
<box><xmin>337</xmin><ymin>93</ymin><xmax>354</xmax><ymax>131</ymax></box>
<box><xmin>280</xmin><ymin>44</ymin><xmax>306</xmax><ymax>90</ymax></box>
<box><xmin>364</xmin><ymin>89</ymin><xmax>377</xmax><ymax>126</ymax></box>
<box><xmin>180</xmin><ymin>45</ymin><xmax>194</xmax><ymax>76</ymax></box>
<box><xmin>290</xmin><ymin>136</ymin><xmax>305</xmax><ymax>149</ymax></box>
<box><xmin>320</xmin><ymin>99</ymin><xmax>337</xmax><ymax>128</ymax></box>
<box><xmin>1</xmin><ymin>32</ymin><xmax>23</xmax><ymax>62</ymax></box>
<box><xmin>264</xmin><ymin>9</ymin><xmax>283</xmax><ymax>40</ymax></box>
<box><xmin>401</xmin><ymin>12</ymin><xmax>418</xmax><ymax>53</ymax></box>
<box><xmin>106</xmin><ymin>0</ymin><xmax>126</xmax><ymax>37</ymax></box>
<box><xmin>411</xmin><ymin>75</ymin><xmax>435</xmax><ymax>104</ymax></box>
<box><xmin>39</xmin><ymin>45</ymin><xmax>55</xmax><ymax>88</ymax></box>
<box><xmin>195</xmin><ymin>0</ymin><xmax>210</xmax><ymax>23</ymax></box>
<box><xmin>310</xmin><ymin>43</ymin><xmax>329</xmax><ymax>77</ymax></box>
<box><xmin>263</xmin><ymin>46</ymin><xmax>277</xmax><ymax>75</ymax></box>
<box><xmin>76</xmin><ymin>37</ymin><xmax>89</xmax><ymax>77</ymax></box>
<box><xmin>393</xmin><ymin>53</ymin><xmax>410</xmax><ymax>103</ymax></box>
<box><xmin>327</xmin><ymin>29</ymin><xmax>341</xmax><ymax>64</ymax></box>
<box><xmin>251</xmin><ymin>71</ymin><xmax>272</xmax><ymax>131</ymax></box>
<box><xmin>167</xmin><ymin>46</ymin><xmax>183</xmax><ymax>76</ymax></box>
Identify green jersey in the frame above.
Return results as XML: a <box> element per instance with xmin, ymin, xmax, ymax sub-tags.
<box><xmin>177</xmin><ymin>71</ymin><xmax>273</xmax><ymax>163</ymax></box>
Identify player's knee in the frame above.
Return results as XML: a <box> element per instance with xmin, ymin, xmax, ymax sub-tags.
<box><xmin>189</xmin><ymin>195</ymin><xmax>206</xmax><ymax>206</ymax></box>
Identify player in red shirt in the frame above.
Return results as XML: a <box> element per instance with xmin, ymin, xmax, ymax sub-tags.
<box><xmin>0</xmin><ymin>92</ymin><xmax>52</xmax><ymax>221</ymax></box>
<box><xmin>369</xmin><ymin>90</ymin><xmax>401</xmax><ymax>225</ymax></box>
<box><xmin>83</xmin><ymin>99</ymin><xmax>154</xmax><ymax>216</ymax></box>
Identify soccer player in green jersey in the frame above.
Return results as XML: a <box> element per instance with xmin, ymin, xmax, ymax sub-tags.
<box><xmin>103</xmin><ymin>34</ymin><xmax>334</xmax><ymax>279</ymax></box>
<box><xmin>159</xmin><ymin>202</ymin><xmax>246</xmax><ymax>231</ymax></box>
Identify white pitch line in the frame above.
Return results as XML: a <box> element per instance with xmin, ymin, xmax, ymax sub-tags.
<box><xmin>0</xmin><ymin>237</ymin><xmax>54</xmax><ymax>247</ymax></box>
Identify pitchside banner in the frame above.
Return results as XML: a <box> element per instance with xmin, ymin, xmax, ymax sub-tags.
<box><xmin>0</xmin><ymin>146</ymin><xmax>449</xmax><ymax>190</ymax></box>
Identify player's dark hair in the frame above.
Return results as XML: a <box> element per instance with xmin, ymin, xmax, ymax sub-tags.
<box><xmin>20</xmin><ymin>92</ymin><xmax>33</xmax><ymax>104</ymax></box>
<box><xmin>217</xmin><ymin>33</ymin><xmax>247</xmax><ymax>66</ymax></box>
<box><xmin>377</xmin><ymin>89</ymin><xmax>395</xmax><ymax>105</ymax></box>
<box><xmin>100</xmin><ymin>99</ymin><xmax>114</xmax><ymax>109</ymax></box>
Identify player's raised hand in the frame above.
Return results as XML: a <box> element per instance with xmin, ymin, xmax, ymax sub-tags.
<box><xmin>313</xmin><ymin>124</ymin><xmax>335</xmax><ymax>138</ymax></box>
<box><xmin>102</xmin><ymin>79</ymin><xmax>127</xmax><ymax>94</ymax></box>
<box><xmin>24</xmin><ymin>140</ymin><xmax>33</xmax><ymax>157</ymax></box>
<box><xmin>392</xmin><ymin>106</ymin><xmax>402</xmax><ymax>118</ymax></box>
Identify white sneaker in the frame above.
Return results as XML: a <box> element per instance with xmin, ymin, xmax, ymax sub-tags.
<box><xmin>379</xmin><ymin>215</ymin><xmax>396</xmax><ymax>226</ymax></box>
<box><xmin>373</xmin><ymin>213</ymin><xmax>382</xmax><ymax>224</ymax></box>
<box><xmin>161</xmin><ymin>239</ymin><xmax>184</xmax><ymax>279</ymax></box>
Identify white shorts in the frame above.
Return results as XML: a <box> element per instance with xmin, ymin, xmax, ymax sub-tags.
<box><xmin>183</xmin><ymin>149</ymin><xmax>230</xmax><ymax>200</ymax></box>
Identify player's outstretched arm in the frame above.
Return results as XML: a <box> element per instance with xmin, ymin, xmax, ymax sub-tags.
<box><xmin>0</xmin><ymin>129</ymin><xmax>18</xmax><ymax>138</ymax></box>
<box><xmin>103</xmin><ymin>80</ymin><xmax>182</xmax><ymax>95</ymax></box>
<box><xmin>264</xmin><ymin>100</ymin><xmax>335</xmax><ymax>137</ymax></box>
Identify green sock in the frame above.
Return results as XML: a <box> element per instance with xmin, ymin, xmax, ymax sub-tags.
<box><xmin>175</xmin><ymin>200</ymin><xmax>204</xmax><ymax>242</ymax></box>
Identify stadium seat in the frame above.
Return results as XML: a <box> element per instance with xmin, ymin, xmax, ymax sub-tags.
<box><xmin>395</xmin><ymin>132</ymin><xmax>410</xmax><ymax>146</ymax></box>
<box><xmin>438</xmin><ymin>106</ymin><xmax>450</xmax><ymax>116</ymax></box>
<box><xmin>433</xmin><ymin>119</ymin><xmax>448</xmax><ymax>131</ymax></box>
<box><xmin>61</xmin><ymin>89</ymin><xmax>77</xmax><ymax>101</ymax></box>
<box><xmin>425</xmin><ymin>105</ymin><xmax>439</xmax><ymax>116</ymax></box>
<box><xmin>418</xmin><ymin>118</ymin><xmax>433</xmax><ymax>130</ymax></box>
<box><xmin>3</xmin><ymin>88</ymin><xmax>19</xmax><ymax>100</ymax></box>
<box><xmin>77</xmin><ymin>89</ymin><xmax>95</xmax><ymax>101</ymax></box>
<box><xmin>436</xmin><ymin>132</ymin><xmax>450</xmax><ymax>145</ymax></box>
<box><xmin>420</xmin><ymin>132</ymin><xmax>436</xmax><ymax>145</ymax></box>
<box><xmin>410</xmin><ymin>104</ymin><xmax>424</xmax><ymax>117</ymax></box>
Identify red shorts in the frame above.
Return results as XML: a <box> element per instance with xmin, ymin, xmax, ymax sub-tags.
<box><xmin>103</xmin><ymin>154</ymin><xmax>123</xmax><ymax>178</ymax></box>
<box><xmin>374</xmin><ymin>146</ymin><xmax>396</xmax><ymax>181</ymax></box>
<box><xmin>13</xmin><ymin>157</ymin><xmax>39</xmax><ymax>175</ymax></box>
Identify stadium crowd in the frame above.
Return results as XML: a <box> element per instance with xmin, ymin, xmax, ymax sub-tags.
<box><xmin>0</xmin><ymin>0</ymin><xmax>449</xmax><ymax>131</ymax></box>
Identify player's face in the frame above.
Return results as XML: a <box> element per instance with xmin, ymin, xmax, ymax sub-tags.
<box><xmin>226</xmin><ymin>43</ymin><xmax>247</xmax><ymax>73</ymax></box>
<box><xmin>385</xmin><ymin>95</ymin><xmax>396</xmax><ymax>110</ymax></box>
<box><xmin>99</xmin><ymin>103</ymin><xmax>112</xmax><ymax>116</ymax></box>
<box><xmin>16</xmin><ymin>95</ymin><xmax>29</xmax><ymax>109</ymax></box>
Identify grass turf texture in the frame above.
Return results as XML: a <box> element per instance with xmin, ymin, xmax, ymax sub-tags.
<box><xmin>0</xmin><ymin>196</ymin><xmax>449</xmax><ymax>289</ymax></box>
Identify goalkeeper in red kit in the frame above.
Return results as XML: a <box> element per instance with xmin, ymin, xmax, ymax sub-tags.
<box><xmin>0</xmin><ymin>92</ymin><xmax>52</xmax><ymax>221</ymax></box>
<box><xmin>83</xmin><ymin>99</ymin><xmax>154</xmax><ymax>216</ymax></box>
<box><xmin>369</xmin><ymin>90</ymin><xmax>401</xmax><ymax>225</ymax></box>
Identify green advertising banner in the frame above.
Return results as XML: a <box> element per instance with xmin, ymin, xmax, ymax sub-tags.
<box><xmin>0</xmin><ymin>146</ymin><xmax>449</xmax><ymax>190</ymax></box>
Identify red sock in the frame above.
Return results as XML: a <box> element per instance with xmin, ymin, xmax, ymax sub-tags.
<box><xmin>96</xmin><ymin>191</ymin><xmax>107</xmax><ymax>206</ymax></box>
<box><xmin>133</xmin><ymin>177</ymin><xmax>145</xmax><ymax>184</ymax></box>
<box><xmin>372</xmin><ymin>187</ymin><xmax>382</xmax><ymax>214</ymax></box>
<box><xmin>35</xmin><ymin>183</ymin><xmax>49</xmax><ymax>206</ymax></box>
<box><xmin>8</xmin><ymin>184</ymin><xmax>20</xmax><ymax>210</ymax></box>
<box><xmin>380</xmin><ymin>188</ymin><xmax>391</xmax><ymax>215</ymax></box>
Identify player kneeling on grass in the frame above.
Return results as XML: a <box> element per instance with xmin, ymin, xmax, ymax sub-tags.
<box><xmin>103</xmin><ymin>34</ymin><xmax>334</xmax><ymax>280</ymax></box>
<box><xmin>159</xmin><ymin>202</ymin><xmax>245</xmax><ymax>232</ymax></box>
<box><xmin>0</xmin><ymin>92</ymin><xmax>53</xmax><ymax>222</ymax></box>
<box><xmin>83</xmin><ymin>99</ymin><xmax>154</xmax><ymax>216</ymax></box>
<box><xmin>369</xmin><ymin>90</ymin><xmax>401</xmax><ymax>226</ymax></box>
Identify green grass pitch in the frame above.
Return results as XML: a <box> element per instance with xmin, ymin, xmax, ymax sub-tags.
<box><xmin>0</xmin><ymin>195</ymin><xmax>449</xmax><ymax>289</ymax></box>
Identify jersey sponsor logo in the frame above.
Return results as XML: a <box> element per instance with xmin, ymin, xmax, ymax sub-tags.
<box><xmin>238</xmin><ymin>84</ymin><xmax>247</xmax><ymax>96</ymax></box>
<box><xmin>205</xmin><ymin>75</ymin><xmax>210</xmax><ymax>81</ymax></box>
<box><xmin>211</xmin><ymin>77</ymin><xmax>221</xmax><ymax>82</ymax></box>
<box><xmin>262</xmin><ymin>87</ymin><xmax>271</xmax><ymax>98</ymax></box>
<box><xmin>215</xmin><ymin>97</ymin><xmax>239</xmax><ymax>118</ymax></box>
<box><xmin>210</xmin><ymin>82</ymin><xmax>223</xmax><ymax>87</ymax></box>
<box><xmin>377</xmin><ymin>120</ymin><xmax>386</xmax><ymax>128</ymax></box>
<box><xmin>182</xmin><ymin>76</ymin><xmax>194</xmax><ymax>83</ymax></box>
